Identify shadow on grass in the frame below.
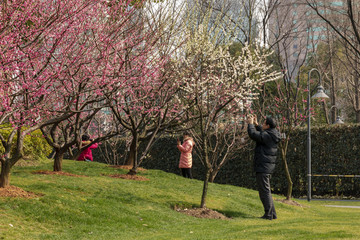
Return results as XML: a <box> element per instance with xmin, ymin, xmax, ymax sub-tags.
<box><xmin>219</xmin><ymin>209</ymin><xmax>253</xmax><ymax>219</ymax></box>
<box><xmin>169</xmin><ymin>201</ymin><xmax>198</xmax><ymax>210</ymax></box>
<box><xmin>168</xmin><ymin>201</ymin><xmax>253</xmax><ymax>219</ymax></box>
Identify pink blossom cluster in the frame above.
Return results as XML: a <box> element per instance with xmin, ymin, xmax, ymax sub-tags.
<box><xmin>1</xmin><ymin>0</ymin><xmax>174</xmax><ymax>131</ymax></box>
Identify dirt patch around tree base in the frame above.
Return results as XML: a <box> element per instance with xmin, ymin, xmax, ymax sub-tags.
<box><xmin>0</xmin><ymin>185</ymin><xmax>42</xmax><ymax>198</ymax></box>
<box><xmin>174</xmin><ymin>206</ymin><xmax>230</xmax><ymax>220</ymax></box>
<box><xmin>108</xmin><ymin>165</ymin><xmax>147</xmax><ymax>172</ymax></box>
<box><xmin>103</xmin><ymin>173</ymin><xmax>149</xmax><ymax>181</ymax></box>
<box><xmin>32</xmin><ymin>170</ymin><xmax>87</xmax><ymax>177</ymax></box>
<box><xmin>275</xmin><ymin>198</ymin><xmax>305</xmax><ymax>207</ymax></box>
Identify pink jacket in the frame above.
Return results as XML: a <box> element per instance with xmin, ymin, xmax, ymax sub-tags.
<box><xmin>77</xmin><ymin>141</ymin><xmax>98</xmax><ymax>161</ymax></box>
<box><xmin>177</xmin><ymin>137</ymin><xmax>195</xmax><ymax>168</ymax></box>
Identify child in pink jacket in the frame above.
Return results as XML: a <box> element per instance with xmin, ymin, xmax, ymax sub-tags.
<box><xmin>77</xmin><ymin>135</ymin><xmax>98</xmax><ymax>162</ymax></box>
<box><xmin>177</xmin><ymin>132</ymin><xmax>195</xmax><ymax>179</ymax></box>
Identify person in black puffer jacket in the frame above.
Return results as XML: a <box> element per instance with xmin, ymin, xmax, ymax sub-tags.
<box><xmin>247</xmin><ymin>115</ymin><xmax>281</xmax><ymax>220</ymax></box>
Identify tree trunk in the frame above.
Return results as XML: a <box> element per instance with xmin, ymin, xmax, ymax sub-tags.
<box><xmin>0</xmin><ymin>128</ymin><xmax>25</xmax><ymax>187</ymax></box>
<box><xmin>281</xmin><ymin>150</ymin><xmax>293</xmax><ymax>200</ymax></box>
<box><xmin>0</xmin><ymin>160</ymin><xmax>12</xmax><ymax>188</ymax></box>
<box><xmin>356</xmin><ymin>110</ymin><xmax>360</xmax><ymax>123</ymax></box>
<box><xmin>323</xmin><ymin>102</ymin><xmax>330</xmax><ymax>124</ymax></box>
<box><xmin>200</xmin><ymin>167</ymin><xmax>211</xmax><ymax>208</ymax></box>
<box><xmin>209</xmin><ymin>168</ymin><xmax>219</xmax><ymax>183</ymax></box>
<box><xmin>67</xmin><ymin>147</ymin><xmax>74</xmax><ymax>159</ymax></box>
<box><xmin>53</xmin><ymin>150</ymin><xmax>64</xmax><ymax>172</ymax></box>
<box><xmin>125</xmin><ymin>137</ymin><xmax>137</xmax><ymax>166</ymax></box>
<box><xmin>128</xmin><ymin>133</ymin><xmax>138</xmax><ymax>175</ymax></box>
<box><xmin>329</xmin><ymin>39</ymin><xmax>337</xmax><ymax>124</ymax></box>
<box><xmin>355</xmin><ymin>71</ymin><xmax>360</xmax><ymax>123</ymax></box>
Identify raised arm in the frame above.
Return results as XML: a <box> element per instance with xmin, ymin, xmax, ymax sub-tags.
<box><xmin>177</xmin><ymin>141</ymin><xmax>192</xmax><ymax>153</ymax></box>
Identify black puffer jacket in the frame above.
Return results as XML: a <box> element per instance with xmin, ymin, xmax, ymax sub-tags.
<box><xmin>247</xmin><ymin>124</ymin><xmax>281</xmax><ymax>174</ymax></box>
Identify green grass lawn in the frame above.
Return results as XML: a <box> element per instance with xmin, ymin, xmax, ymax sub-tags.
<box><xmin>1</xmin><ymin>160</ymin><xmax>359</xmax><ymax>240</ymax></box>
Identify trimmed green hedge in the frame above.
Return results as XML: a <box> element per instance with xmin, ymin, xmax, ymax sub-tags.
<box><xmin>93</xmin><ymin>124</ymin><xmax>360</xmax><ymax>198</ymax></box>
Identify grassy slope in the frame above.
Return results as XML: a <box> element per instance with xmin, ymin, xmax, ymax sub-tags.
<box><xmin>1</xmin><ymin>160</ymin><xmax>359</xmax><ymax>240</ymax></box>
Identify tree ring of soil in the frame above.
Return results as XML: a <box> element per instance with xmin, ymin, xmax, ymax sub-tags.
<box><xmin>32</xmin><ymin>170</ymin><xmax>87</xmax><ymax>177</ymax></box>
<box><xmin>0</xmin><ymin>185</ymin><xmax>42</xmax><ymax>198</ymax></box>
<box><xmin>108</xmin><ymin>165</ymin><xmax>147</xmax><ymax>172</ymax></box>
<box><xmin>174</xmin><ymin>206</ymin><xmax>230</xmax><ymax>220</ymax></box>
<box><xmin>275</xmin><ymin>198</ymin><xmax>305</xmax><ymax>207</ymax></box>
<box><xmin>102</xmin><ymin>173</ymin><xmax>149</xmax><ymax>181</ymax></box>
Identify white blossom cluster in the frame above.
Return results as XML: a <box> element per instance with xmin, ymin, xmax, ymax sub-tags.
<box><xmin>179</xmin><ymin>23</ymin><xmax>282</xmax><ymax>108</ymax></box>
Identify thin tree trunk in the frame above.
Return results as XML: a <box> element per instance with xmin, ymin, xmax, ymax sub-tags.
<box><xmin>281</xmin><ymin>149</ymin><xmax>293</xmax><ymax>200</ymax></box>
<box><xmin>355</xmin><ymin>70</ymin><xmax>360</xmax><ymax>123</ymax></box>
<box><xmin>209</xmin><ymin>168</ymin><xmax>219</xmax><ymax>183</ymax></box>
<box><xmin>200</xmin><ymin>128</ymin><xmax>210</xmax><ymax>208</ymax></box>
<box><xmin>200</xmin><ymin>167</ymin><xmax>211</xmax><ymax>208</ymax></box>
<box><xmin>329</xmin><ymin>39</ymin><xmax>337</xmax><ymax>123</ymax></box>
<box><xmin>67</xmin><ymin>147</ymin><xmax>74</xmax><ymax>159</ymax></box>
<box><xmin>323</xmin><ymin>102</ymin><xmax>330</xmax><ymax>124</ymax></box>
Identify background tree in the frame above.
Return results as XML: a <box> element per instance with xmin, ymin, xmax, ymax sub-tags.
<box><xmin>194</xmin><ymin>0</ymin><xmax>272</xmax><ymax>45</ymax></box>
<box><xmin>306</xmin><ymin>0</ymin><xmax>360</xmax><ymax>122</ymax></box>
<box><xmin>105</xmin><ymin>0</ymin><xmax>189</xmax><ymax>174</ymax></box>
<box><xmin>251</xmin><ymin>0</ymin><xmax>340</xmax><ymax>200</ymax></box>
<box><xmin>311</xmin><ymin>39</ymin><xmax>349</xmax><ymax>124</ymax></box>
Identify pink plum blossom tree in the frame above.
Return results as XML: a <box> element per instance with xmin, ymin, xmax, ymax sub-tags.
<box><xmin>104</xmin><ymin>0</ymin><xmax>190</xmax><ymax>174</ymax></box>
<box><xmin>0</xmin><ymin>0</ymin><xmax>152</xmax><ymax>186</ymax></box>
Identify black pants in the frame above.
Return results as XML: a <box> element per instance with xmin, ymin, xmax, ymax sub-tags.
<box><xmin>256</xmin><ymin>172</ymin><xmax>277</xmax><ymax>219</ymax></box>
<box><xmin>181</xmin><ymin>168</ymin><xmax>193</xmax><ymax>179</ymax></box>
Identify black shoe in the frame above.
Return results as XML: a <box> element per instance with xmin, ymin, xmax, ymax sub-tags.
<box><xmin>260</xmin><ymin>215</ymin><xmax>275</xmax><ymax>220</ymax></box>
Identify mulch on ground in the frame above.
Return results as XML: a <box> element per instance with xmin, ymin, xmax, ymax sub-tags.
<box><xmin>32</xmin><ymin>170</ymin><xmax>88</xmax><ymax>177</ymax></box>
<box><xmin>103</xmin><ymin>173</ymin><xmax>150</xmax><ymax>181</ymax></box>
<box><xmin>0</xmin><ymin>185</ymin><xmax>41</xmax><ymax>198</ymax></box>
<box><xmin>1</xmin><ymin>171</ymin><xmax>87</xmax><ymax>198</ymax></box>
<box><xmin>106</xmin><ymin>165</ymin><xmax>149</xmax><ymax>181</ymax></box>
<box><xmin>108</xmin><ymin>165</ymin><xmax>147</xmax><ymax>172</ymax></box>
<box><xmin>174</xmin><ymin>206</ymin><xmax>230</xmax><ymax>220</ymax></box>
<box><xmin>275</xmin><ymin>198</ymin><xmax>305</xmax><ymax>207</ymax></box>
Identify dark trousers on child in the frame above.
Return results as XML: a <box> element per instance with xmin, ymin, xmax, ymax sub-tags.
<box><xmin>181</xmin><ymin>168</ymin><xmax>193</xmax><ymax>179</ymax></box>
<box><xmin>256</xmin><ymin>172</ymin><xmax>277</xmax><ymax>220</ymax></box>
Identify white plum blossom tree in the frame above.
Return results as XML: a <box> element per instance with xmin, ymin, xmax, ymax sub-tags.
<box><xmin>178</xmin><ymin>17</ymin><xmax>282</xmax><ymax>208</ymax></box>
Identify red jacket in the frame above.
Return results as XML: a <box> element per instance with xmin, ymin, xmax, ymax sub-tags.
<box><xmin>77</xmin><ymin>141</ymin><xmax>98</xmax><ymax>161</ymax></box>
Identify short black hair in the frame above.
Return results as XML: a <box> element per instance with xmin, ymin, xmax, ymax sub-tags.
<box><xmin>82</xmin><ymin>135</ymin><xmax>90</xmax><ymax>141</ymax></box>
<box><xmin>265</xmin><ymin>117</ymin><xmax>277</xmax><ymax>128</ymax></box>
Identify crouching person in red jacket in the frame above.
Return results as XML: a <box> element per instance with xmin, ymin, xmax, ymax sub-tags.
<box><xmin>77</xmin><ymin>135</ymin><xmax>98</xmax><ymax>162</ymax></box>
